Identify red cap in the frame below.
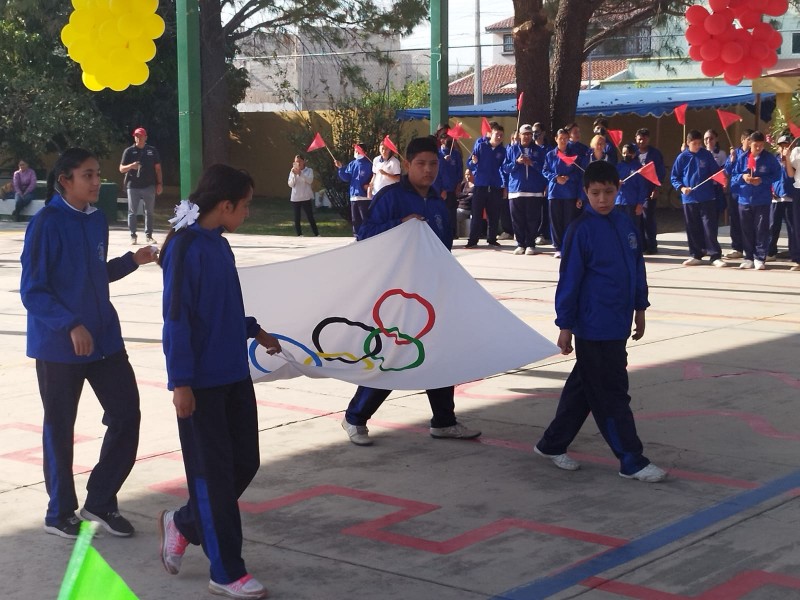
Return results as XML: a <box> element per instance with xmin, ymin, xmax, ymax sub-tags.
<box><xmin>133</xmin><ymin>127</ymin><xmax>147</xmax><ymax>137</ymax></box>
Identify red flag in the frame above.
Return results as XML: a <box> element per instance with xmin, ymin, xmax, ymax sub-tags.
<box><xmin>353</xmin><ymin>144</ymin><xmax>367</xmax><ymax>158</ymax></box>
<box><xmin>636</xmin><ymin>161</ymin><xmax>661</xmax><ymax>186</ymax></box>
<box><xmin>606</xmin><ymin>129</ymin><xmax>623</xmax><ymax>148</ymax></box>
<box><xmin>747</xmin><ymin>152</ymin><xmax>756</xmax><ymax>172</ymax></box>
<box><xmin>674</xmin><ymin>103</ymin><xmax>688</xmax><ymax>126</ymax></box>
<box><xmin>517</xmin><ymin>92</ymin><xmax>524</xmax><ymax>112</ymax></box>
<box><xmin>306</xmin><ymin>133</ymin><xmax>326</xmax><ymax>152</ymax></box>
<box><xmin>481</xmin><ymin>117</ymin><xmax>492</xmax><ymax>137</ymax></box>
<box><xmin>711</xmin><ymin>170</ymin><xmax>728</xmax><ymax>186</ymax></box>
<box><xmin>789</xmin><ymin>123</ymin><xmax>800</xmax><ymax>139</ymax></box>
<box><xmin>447</xmin><ymin>122</ymin><xmax>470</xmax><ymax>140</ymax></box>
<box><xmin>382</xmin><ymin>135</ymin><xmax>399</xmax><ymax>155</ymax></box>
<box><xmin>717</xmin><ymin>109</ymin><xmax>742</xmax><ymax>129</ymax></box>
<box><xmin>557</xmin><ymin>151</ymin><xmax>577</xmax><ymax>166</ymax></box>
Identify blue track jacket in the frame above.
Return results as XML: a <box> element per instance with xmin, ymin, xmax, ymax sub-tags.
<box><xmin>161</xmin><ymin>224</ymin><xmax>261</xmax><ymax>390</ymax></box>
<box><xmin>555</xmin><ymin>204</ymin><xmax>649</xmax><ymax>340</ymax></box>
<box><xmin>503</xmin><ymin>143</ymin><xmax>548</xmax><ymax>194</ymax></box>
<box><xmin>338</xmin><ymin>156</ymin><xmax>373</xmax><ymax>199</ymax></box>
<box><xmin>544</xmin><ymin>148</ymin><xmax>586</xmax><ymax>199</ymax></box>
<box><xmin>725</xmin><ymin>147</ymin><xmax>746</xmax><ymax>196</ymax></box>
<box><xmin>670</xmin><ymin>148</ymin><xmax>721</xmax><ymax>204</ymax></box>
<box><xmin>358</xmin><ymin>175</ymin><xmax>452</xmax><ymax>250</ymax></box>
<box><xmin>730</xmin><ymin>150</ymin><xmax>782</xmax><ymax>206</ymax></box>
<box><xmin>468</xmin><ymin>137</ymin><xmax>506</xmax><ymax>188</ymax></box>
<box><xmin>634</xmin><ymin>145</ymin><xmax>666</xmax><ymax>196</ymax></box>
<box><xmin>435</xmin><ymin>146</ymin><xmax>463</xmax><ymax>193</ymax></box>
<box><xmin>773</xmin><ymin>155</ymin><xmax>793</xmax><ymax>198</ymax></box>
<box><xmin>20</xmin><ymin>194</ymin><xmax>139</xmax><ymax>362</ymax></box>
<box><xmin>615</xmin><ymin>160</ymin><xmax>646</xmax><ymax>206</ymax></box>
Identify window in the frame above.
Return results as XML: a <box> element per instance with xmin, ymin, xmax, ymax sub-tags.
<box><xmin>503</xmin><ymin>34</ymin><xmax>514</xmax><ymax>54</ymax></box>
<box><xmin>791</xmin><ymin>32</ymin><xmax>800</xmax><ymax>54</ymax></box>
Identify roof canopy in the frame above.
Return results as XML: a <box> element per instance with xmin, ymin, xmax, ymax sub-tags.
<box><xmin>398</xmin><ymin>86</ymin><xmax>774</xmax><ymax>120</ymax></box>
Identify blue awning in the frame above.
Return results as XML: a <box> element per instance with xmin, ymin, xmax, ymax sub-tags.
<box><xmin>397</xmin><ymin>86</ymin><xmax>774</xmax><ymax>120</ymax></box>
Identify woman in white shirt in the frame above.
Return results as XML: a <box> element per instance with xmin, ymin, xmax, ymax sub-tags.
<box><xmin>781</xmin><ymin>142</ymin><xmax>800</xmax><ymax>270</ymax></box>
<box><xmin>369</xmin><ymin>142</ymin><xmax>401</xmax><ymax>197</ymax></box>
<box><xmin>288</xmin><ymin>155</ymin><xmax>320</xmax><ymax>236</ymax></box>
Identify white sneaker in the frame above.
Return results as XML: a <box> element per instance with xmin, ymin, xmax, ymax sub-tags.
<box><xmin>341</xmin><ymin>418</ymin><xmax>372</xmax><ymax>446</ymax></box>
<box><xmin>513</xmin><ymin>246</ymin><xmax>525</xmax><ymax>255</ymax></box>
<box><xmin>619</xmin><ymin>463</ymin><xmax>667</xmax><ymax>483</ymax></box>
<box><xmin>498</xmin><ymin>232</ymin><xmax>514</xmax><ymax>240</ymax></box>
<box><xmin>534</xmin><ymin>446</ymin><xmax>580</xmax><ymax>471</ymax></box>
<box><xmin>739</xmin><ymin>260</ymin><xmax>754</xmax><ymax>269</ymax></box>
<box><xmin>765</xmin><ymin>255</ymin><xmax>776</xmax><ymax>262</ymax></box>
<box><xmin>724</xmin><ymin>250</ymin><xmax>743</xmax><ymax>259</ymax></box>
<box><xmin>525</xmin><ymin>247</ymin><xmax>537</xmax><ymax>255</ymax></box>
<box><xmin>430</xmin><ymin>423</ymin><xmax>482</xmax><ymax>439</ymax></box>
<box><xmin>791</xmin><ymin>263</ymin><xmax>800</xmax><ymax>271</ymax></box>
<box><xmin>534</xmin><ymin>236</ymin><xmax>546</xmax><ymax>245</ymax></box>
<box><xmin>209</xmin><ymin>574</ymin><xmax>268</xmax><ymax>599</ymax></box>
<box><xmin>712</xmin><ymin>259</ymin><xmax>727</xmax><ymax>268</ymax></box>
<box><xmin>754</xmin><ymin>259</ymin><xmax>766</xmax><ymax>270</ymax></box>
<box><xmin>554</xmin><ymin>251</ymin><xmax>562</xmax><ymax>259</ymax></box>
<box><xmin>158</xmin><ymin>510</ymin><xmax>189</xmax><ymax>575</ymax></box>
<box><xmin>682</xmin><ymin>258</ymin><xmax>703</xmax><ymax>266</ymax></box>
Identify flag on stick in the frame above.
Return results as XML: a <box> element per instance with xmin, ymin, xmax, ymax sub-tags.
<box><xmin>306</xmin><ymin>132</ymin><xmax>337</xmax><ymax>162</ymax></box>
<box><xmin>637</xmin><ymin>161</ymin><xmax>661</xmax><ymax>186</ymax></box>
<box><xmin>557</xmin><ymin>151</ymin><xmax>577</xmax><ymax>166</ymax></box>
<box><xmin>717</xmin><ymin>109</ymin><xmax>742</xmax><ymax>130</ymax></box>
<box><xmin>711</xmin><ymin>170</ymin><xmax>728</xmax><ymax>186</ymax></box>
<box><xmin>789</xmin><ymin>123</ymin><xmax>800</xmax><ymax>139</ymax></box>
<box><xmin>517</xmin><ymin>92</ymin><xmax>524</xmax><ymax>112</ymax></box>
<box><xmin>480</xmin><ymin>117</ymin><xmax>492</xmax><ymax>137</ymax></box>
<box><xmin>747</xmin><ymin>152</ymin><xmax>756</xmax><ymax>173</ymax></box>
<box><xmin>354</xmin><ymin>144</ymin><xmax>367</xmax><ymax>158</ymax></box>
<box><xmin>606</xmin><ymin>129</ymin><xmax>623</xmax><ymax>148</ymax></box>
<box><xmin>674</xmin><ymin>103</ymin><xmax>688</xmax><ymax>125</ymax></box>
<box><xmin>447</xmin><ymin>123</ymin><xmax>470</xmax><ymax>140</ymax></box>
<box><xmin>58</xmin><ymin>521</ymin><xmax>138</xmax><ymax>600</ymax></box>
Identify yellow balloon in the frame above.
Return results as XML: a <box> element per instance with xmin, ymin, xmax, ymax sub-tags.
<box><xmin>72</xmin><ymin>0</ymin><xmax>94</xmax><ymax>11</ymax></box>
<box><xmin>117</xmin><ymin>14</ymin><xmax>143</xmax><ymax>40</ymax></box>
<box><xmin>128</xmin><ymin>37</ymin><xmax>156</xmax><ymax>62</ymax></box>
<box><xmin>82</xmin><ymin>71</ymin><xmax>105</xmax><ymax>92</ymax></box>
<box><xmin>67</xmin><ymin>38</ymin><xmax>93</xmax><ymax>63</ymax></box>
<box><xmin>128</xmin><ymin>62</ymin><xmax>149</xmax><ymax>86</ymax></box>
<box><xmin>97</xmin><ymin>18</ymin><xmax>120</xmax><ymax>45</ymax></box>
<box><xmin>69</xmin><ymin>9</ymin><xmax>95</xmax><ymax>32</ymax></box>
<box><xmin>108</xmin><ymin>0</ymin><xmax>134</xmax><ymax>16</ymax></box>
<box><xmin>142</xmin><ymin>13</ymin><xmax>165</xmax><ymax>39</ymax></box>
<box><xmin>132</xmin><ymin>0</ymin><xmax>158</xmax><ymax>14</ymax></box>
<box><xmin>61</xmin><ymin>24</ymin><xmax>79</xmax><ymax>48</ymax></box>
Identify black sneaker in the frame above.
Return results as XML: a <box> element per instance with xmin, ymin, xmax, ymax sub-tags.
<box><xmin>44</xmin><ymin>514</ymin><xmax>82</xmax><ymax>539</ymax></box>
<box><xmin>79</xmin><ymin>508</ymin><xmax>135</xmax><ymax>537</ymax></box>
<box><xmin>487</xmin><ymin>240</ymin><xmax>501</xmax><ymax>247</ymax></box>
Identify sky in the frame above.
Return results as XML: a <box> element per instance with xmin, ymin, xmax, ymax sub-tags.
<box><xmin>399</xmin><ymin>0</ymin><xmax>515</xmax><ymax>74</ymax></box>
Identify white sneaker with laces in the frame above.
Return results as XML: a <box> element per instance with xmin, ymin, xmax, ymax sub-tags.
<box><xmin>513</xmin><ymin>246</ymin><xmax>525</xmax><ymax>255</ymax></box>
<box><xmin>619</xmin><ymin>463</ymin><xmax>667</xmax><ymax>483</ymax></box>
<box><xmin>341</xmin><ymin>418</ymin><xmax>372</xmax><ymax>446</ymax></box>
<box><xmin>554</xmin><ymin>251</ymin><xmax>562</xmax><ymax>259</ymax></box>
<box><xmin>754</xmin><ymin>259</ymin><xmax>766</xmax><ymax>270</ymax></box>
<box><xmin>534</xmin><ymin>446</ymin><xmax>581</xmax><ymax>471</ymax></box>
<box><xmin>534</xmin><ymin>236</ymin><xmax>546</xmax><ymax>245</ymax></box>
<box><xmin>682</xmin><ymin>258</ymin><xmax>703</xmax><ymax>266</ymax></box>
<box><xmin>739</xmin><ymin>260</ymin><xmax>754</xmax><ymax>269</ymax></box>
<box><xmin>498</xmin><ymin>232</ymin><xmax>514</xmax><ymax>240</ymax></box>
<box><xmin>525</xmin><ymin>247</ymin><xmax>537</xmax><ymax>255</ymax></box>
<box><xmin>712</xmin><ymin>259</ymin><xmax>727</xmax><ymax>268</ymax></box>
<box><xmin>724</xmin><ymin>250</ymin><xmax>743</xmax><ymax>259</ymax></box>
<box><xmin>430</xmin><ymin>423</ymin><xmax>481</xmax><ymax>439</ymax></box>
<box><xmin>159</xmin><ymin>510</ymin><xmax>189</xmax><ymax>575</ymax></box>
<box><xmin>209</xmin><ymin>574</ymin><xmax>269</xmax><ymax>599</ymax></box>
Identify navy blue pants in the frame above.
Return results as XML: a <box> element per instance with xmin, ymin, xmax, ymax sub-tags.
<box><xmin>510</xmin><ymin>196</ymin><xmax>544</xmax><ymax>249</ymax></box>
<box><xmin>444</xmin><ymin>191</ymin><xmax>458</xmax><ymax>237</ymax></box>
<box><xmin>769</xmin><ymin>202</ymin><xmax>794</xmax><ymax>257</ymax></box>
<box><xmin>538</xmin><ymin>200</ymin><xmax>551</xmax><ymax>239</ymax></box>
<box><xmin>640</xmin><ymin>195</ymin><xmax>657</xmax><ymax>252</ymax></box>
<box><xmin>727</xmin><ymin>194</ymin><xmax>743</xmax><ymax>252</ymax></box>
<box><xmin>36</xmin><ymin>351</ymin><xmax>140</xmax><ymax>525</ymax></box>
<box><xmin>537</xmin><ymin>338</ymin><xmax>650</xmax><ymax>476</ymax></box>
<box><xmin>500</xmin><ymin>195</ymin><xmax>513</xmax><ymax>235</ymax></box>
<box><xmin>468</xmin><ymin>186</ymin><xmax>502</xmax><ymax>245</ymax></box>
<box><xmin>738</xmin><ymin>203</ymin><xmax>771</xmax><ymax>262</ymax></box>
<box><xmin>174</xmin><ymin>378</ymin><xmax>260</xmax><ymax>585</ymax></box>
<box><xmin>548</xmin><ymin>198</ymin><xmax>581</xmax><ymax>252</ymax></box>
<box><xmin>792</xmin><ymin>190</ymin><xmax>800</xmax><ymax>263</ymax></box>
<box><xmin>351</xmin><ymin>199</ymin><xmax>370</xmax><ymax>237</ymax></box>
<box><xmin>345</xmin><ymin>386</ymin><xmax>456</xmax><ymax>428</ymax></box>
<box><xmin>292</xmin><ymin>200</ymin><xmax>319</xmax><ymax>236</ymax></box>
<box><xmin>683</xmin><ymin>201</ymin><xmax>722</xmax><ymax>260</ymax></box>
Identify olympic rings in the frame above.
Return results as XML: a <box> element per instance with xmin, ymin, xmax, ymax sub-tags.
<box><xmin>311</xmin><ymin>317</ymin><xmax>382</xmax><ymax>364</ymax></box>
<box><xmin>249</xmin><ymin>334</ymin><xmax>321</xmax><ymax>374</ymax></box>
<box><xmin>372</xmin><ymin>289</ymin><xmax>435</xmax><ymax>345</ymax></box>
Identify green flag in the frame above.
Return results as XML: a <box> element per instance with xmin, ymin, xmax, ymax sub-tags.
<box><xmin>57</xmin><ymin>521</ymin><xmax>138</xmax><ymax>600</ymax></box>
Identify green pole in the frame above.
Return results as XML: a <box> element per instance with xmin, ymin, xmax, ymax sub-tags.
<box><xmin>176</xmin><ymin>0</ymin><xmax>203</xmax><ymax>198</ymax></box>
<box><xmin>430</xmin><ymin>0</ymin><xmax>449</xmax><ymax>133</ymax></box>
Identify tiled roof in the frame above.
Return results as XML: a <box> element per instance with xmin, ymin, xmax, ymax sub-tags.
<box><xmin>486</xmin><ymin>17</ymin><xmax>514</xmax><ymax>31</ymax></box>
<box><xmin>448</xmin><ymin>60</ymin><xmax>628</xmax><ymax>96</ymax></box>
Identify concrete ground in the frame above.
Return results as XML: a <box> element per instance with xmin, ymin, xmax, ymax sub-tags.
<box><xmin>0</xmin><ymin>221</ymin><xmax>799</xmax><ymax>600</ymax></box>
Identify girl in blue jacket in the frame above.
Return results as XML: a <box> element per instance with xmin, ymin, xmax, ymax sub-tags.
<box><xmin>157</xmin><ymin>165</ymin><xmax>280</xmax><ymax>600</ymax></box>
<box><xmin>20</xmin><ymin>148</ymin><xmax>156</xmax><ymax>539</ymax></box>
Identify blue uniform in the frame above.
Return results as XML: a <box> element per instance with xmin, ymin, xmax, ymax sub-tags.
<box><xmin>339</xmin><ymin>155</ymin><xmax>373</xmax><ymax>235</ymax></box>
<box><xmin>468</xmin><ymin>137</ymin><xmax>506</xmax><ymax>187</ymax></box>
<box><xmin>770</xmin><ymin>154</ymin><xmax>795</xmax><ymax>258</ymax></box>
<box><xmin>504</xmin><ymin>142</ymin><xmax>548</xmax><ymax>250</ymax></box>
<box><xmin>544</xmin><ymin>147</ymin><xmax>586</xmax><ymax>252</ymax></box>
<box><xmin>435</xmin><ymin>145</ymin><xmax>463</xmax><ymax>193</ymax></box>
<box><xmin>466</xmin><ymin>137</ymin><xmax>507</xmax><ymax>245</ymax></box>
<box><xmin>730</xmin><ymin>150</ymin><xmax>782</xmax><ymax>263</ymax></box>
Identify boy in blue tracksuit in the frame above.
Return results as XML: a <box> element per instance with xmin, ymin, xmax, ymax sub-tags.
<box><xmin>503</xmin><ymin>124</ymin><xmax>548</xmax><ymax>254</ymax></box>
<box><xmin>634</xmin><ymin>128</ymin><xmax>665</xmax><ymax>254</ymax></box>
<box><xmin>335</xmin><ymin>147</ymin><xmax>373</xmax><ymax>237</ymax></box>
<box><xmin>671</xmin><ymin>129</ymin><xmax>726</xmax><ymax>267</ymax></box>
<box><xmin>543</xmin><ymin>128</ymin><xmax>587</xmax><ymax>257</ymax></box>
<box><xmin>466</xmin><ymin>121</ymin><xmax>506</xmax><ymax>247</ymax></box>
<box><xmin>770</xmin><ymin>135</ymin><xmax>795</xmax><ymax>260</ymax></box>
<box><xmin>730</xmin><ymin>131</ymin><xmax>782</xmax><ymax>270</ymax></box>
<box><xmin>435</xmin><ymin>131</ymin><xmax>464</xmax><ymax>237</ymax></box>
<box><xmin>20</xmin><ymin>148</ymin><xmax>156</xmax><ymax>538</ymax></box>
<box><xmin>723</xmin><ymin>130</ymin><xmax>753</xmax><ymax>258</ymax></box>
<box><xmin>342</xmin><ymin>136</ymin><xmax>481</xmax><ymax>446</ymax></box>
<box><xmin>615</xmin><ymin>144</ymin><xmax>646</xmax><ymax>226</ymax></box>
<box><xmin>534</xmin><ymin>160</ymin><xmax>665</xmax><ymax>483</ymax></box>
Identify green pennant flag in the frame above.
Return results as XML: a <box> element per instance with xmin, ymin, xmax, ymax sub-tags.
<box><xmin>57</xmin><ymin>521</ymin><xmax>138</xmax><ymax>600</ymax></box>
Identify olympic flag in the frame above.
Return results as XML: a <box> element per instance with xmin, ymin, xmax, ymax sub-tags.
<box><xmin>240</xmin><ymin>219</ymin><xmax>559</xmax><ymax>389</ymax></box>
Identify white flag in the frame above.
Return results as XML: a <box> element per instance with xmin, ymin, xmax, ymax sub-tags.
<box><xmin>240</xmin><ymin>219</ymin><xmax>558</xmax><ymax>390</ymax></box>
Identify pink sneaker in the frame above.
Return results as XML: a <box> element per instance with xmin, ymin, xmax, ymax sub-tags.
<box><xmin>209</xmin><ymin>574</ymin><xmax>269</xmax><ymax>599</ymax></box>
<box><xmin>158</xmin><ymin>510</ymin><xmax>189</xmax><ymax>575</ymax></box>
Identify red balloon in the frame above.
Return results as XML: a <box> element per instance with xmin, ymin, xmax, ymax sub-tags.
<box><xmin>762</xmin><ymin>49</ymin><xmax>779</xmax><ymax>68</ymax></box>
<box><xmin>709</xmin><ymin>0</ymin><xmax>730</xmax><ymax>10</ymax></box>
<box><xmin>768</xmin><ymin>29</ymin><xmax>783</xmax><ymax>49</ymax></box>
<box><xmin>705</xmin><ymin>10</ymin><xmax>733</xmax><ymax>36</ymax></box>
<box><xmin>701</xmin><ymin>58</ymin><xmax>726</xmax><ymax>77</ymax></box>
<box><xmin>750</xmin><ymin>41</ymin><xmax>770</xmax><ymax>61</ymax></box>
<box><xmin>686</xmin><ymin>24</ymin><xmax>711</xmax><ymax>46</ymax></box>
<box><xmin>688</xmin><ymin>44</ymin><xmax>704</xmax><ymax>61</ymax></box>
<box><xmin>737</xmin><ymin>9</ymin><xmax>762</xmax><ymax>29</ymax></box>
<box><xmin>733</xmin><ymin>27</ymin><xmax>752</xmax><ymax>47</ymax></box>
<box><xmin>700</xmin><ymin>38</ymin><xmax>722</xmax><ymax>61</ymax></box>
<box><xmin>729</xmin><ymin>0</ymin><xmax>748</xmax><ymax>17</ymax></box>
<box><xmin>716</xmin><ymin>24</ymin><xmax>737</xmax><ymax>42</ymax></box>
<box><xmin>685</xmin><ymin>5</ymin><xmax>710</xmax><ymax>25</ymax></box>
<box><xmin>765</xmin><ymin>0</ymin><xmax>789</xmax><ymax>16</ymax></box>
<box><xmin>724</xmin><ymin>72</ymin><xmax>744</xmax><ymax>86</ymax></box>
<box><xmin>721</xmin><ymin>41</ymin><xmax>745</xmax><ymax>63</ymax></box>
<box><xmin>742</xmin><ymin>60</ymin><xmax>763</xmax><ymax>80</ymax></box>
<box><xmin>724</xmin><ymin>62</ymin><xmax>744</xmax><ymax>83</ymax></box>
<box><xmin>751</xmin><ymin>22</ymin><xmax>774</xmax><ymax>42</ymax></box>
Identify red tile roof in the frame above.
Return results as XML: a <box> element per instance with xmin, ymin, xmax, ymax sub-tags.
<box><xmin>486</xmin><ymin>17</ymin><xmax>514</xmax><ymax>31</ymax></box>
<box><xmin>448</xmin><ymin>61</ymin><xmax>628</xmax><ymax>96</ymax></box>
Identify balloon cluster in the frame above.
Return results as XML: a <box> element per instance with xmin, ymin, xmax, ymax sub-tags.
<box><xmin>684</xmin><ymin>0</ymin><xmax>788</xmax><ymax>86</ymax></box>
<box><xmin>60</xmin><ymin>0</ymin><xmax>165</xmax><ymax>92</ymax></box>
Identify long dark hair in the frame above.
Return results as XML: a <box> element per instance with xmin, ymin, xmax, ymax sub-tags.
<box><xmin>158</xmin><ymin>164</ymin><xmax>254</xmax><ymax>266</ymax></box>
<box><xmin>46</xmin><ymin>148</ymin><xmax>97</xmax><ymax>204</ymax></box>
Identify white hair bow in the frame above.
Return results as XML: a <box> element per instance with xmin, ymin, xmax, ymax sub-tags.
<box><xmin>169</xmin><ymin>199</ymin><xmax>199</xmax><ymax>231</ymax></box>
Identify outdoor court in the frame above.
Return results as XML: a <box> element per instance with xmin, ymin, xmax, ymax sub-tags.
<box><xmin>0</xmin><ymin>221</ymin><xmax>798</xmax><ymax>599</ymax></box>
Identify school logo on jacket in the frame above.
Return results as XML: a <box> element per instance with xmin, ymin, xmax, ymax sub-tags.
<box><xmin>434</xmin><ymin>213</ymin><xmax>445</xmax><ymax>235</ymax></box>
<box><xmin>628</xmin><ymin>233</ymin><xmax>638</xmax><ymax>250</ymax></box>
<box><xmin>97</xmin><ymin>242</ymin><xmax>105</xmax><ymax>262</ymax></box>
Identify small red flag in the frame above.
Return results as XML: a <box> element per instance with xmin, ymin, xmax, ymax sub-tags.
<box><xmin>636</xmin><ymin>161</ymin><xmax>661</xmax><ymax>186</ymax></box>
<box><xmin>382</xmin><ymin>135</ymin><xmax>399</xmax><ymax>155</ymax></box>
<box><xmin>674</xmin><ymin>103</ymin><xmax>688</xmax><ymax>126</ymax></box>
<box><xmin>711</xmin><ymin>170</ymin><xmax>728</xmax><ymax>186</ymax></box>
<box><xmin>481</xmin><ymin>117</ymin><xmax>492</xmax><ymax>137</ymax></box>
<box><xmin>306</xmin><ymin>132</ymin><xmax>326</xmax><ymax>152</ymax></box>
<box><xmin>606</xmin><ymin>129</ymin><xmax>623</xmax><ymax>148</ymax></box>
<box><xmin>747</xmin><ymin>152</ymin><xmax>757</xmax><ymax>172</ymax></box>
<box><xmin>517</xmin><ymin>92</ymin><xmax>524</xmax><ymax>112</ymax></box>
<box><xmin>557</xmin><ymin>151</ymin><xmax>577</xmax><ymax>166</ymax></box>
<box><xmin>447</xmin><ymin>123</ymin><xmax>470</xmax><ymax>140</ymax></box>
<box><xmin>717</xmin><ymin>109</ymin><xmax>742</xmax><ymax>130</ymax></box>
<box><xmin>354</xmin><ymin>144</ymin><xmax>367</xmax><ymax>158</ymax></box>
<box><xmin>789</xmin><ymin>123</ymin><xmax>800</xmax><ymax>139</ymax></box>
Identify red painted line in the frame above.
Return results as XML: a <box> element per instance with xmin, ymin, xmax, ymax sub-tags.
<box><xmin>0</xmin><ymin>422</ymin><xmax>94</xmax><ymax>472</ymax></box>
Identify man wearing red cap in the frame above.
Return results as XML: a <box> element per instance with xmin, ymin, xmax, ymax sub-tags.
<box><xmin>119</xmin><ymin>127</ymin><xmax>162</xmax><ymax>245</ymax></box>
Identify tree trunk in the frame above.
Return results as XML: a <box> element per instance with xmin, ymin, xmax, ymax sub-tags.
<box><xmin>549</xmin><ymin>0</ymin><xmax>601</xmax><ymax>133</ymax></box>
<box><xmin>200</xmin><ymin>0</ymin><xmax>230</xmax><ymax>166</ymax></box>
<box><xmin>512</xmin><ymin>0</ymin><xmax>552</xmax><ymax>131</ymax></box>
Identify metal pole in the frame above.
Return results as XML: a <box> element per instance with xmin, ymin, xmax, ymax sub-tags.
<box><xmin>474</xmin><ymin>0</ymin><xmax>482</xmax><ymax>105</ymax></box>
<box><xmin>176</xmin><ymin>0</ymin><xmax>203</xmax><ymax>197</ymax></box>
<box><xmin>430</xmin><ymin>0</ymin><xmax>449</xmax><ymax>133</ymax></box>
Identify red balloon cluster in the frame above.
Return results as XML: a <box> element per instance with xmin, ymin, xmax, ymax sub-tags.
<box><xmin>684</xmin><ymin>0</ymin><xmax>788</xmax><ymax>86</ymax></box>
